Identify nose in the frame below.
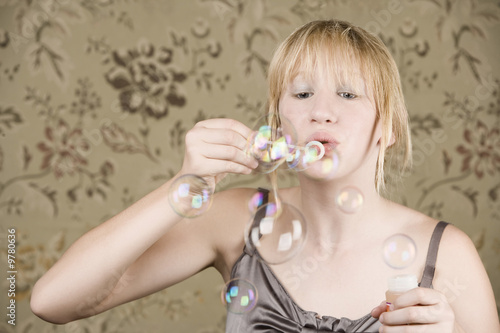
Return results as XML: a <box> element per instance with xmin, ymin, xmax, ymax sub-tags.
<box><xmin>310</xmin><ymin>93</ymin><xmax>337</xmax><ymax>124</ymax></box>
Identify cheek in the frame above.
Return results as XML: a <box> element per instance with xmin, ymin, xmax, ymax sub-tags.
<box><xmin>280</xmin><ymin>105</ymin><xmax>309</xmax><ymax>130</ymax></box>
<box><xmin>278</xmin><ymin>109</ymin><xmax>303</xmax><ymax>145</ymax></box>
<box><xmin>279</xmin><ymin>95</ymin><xmax>307</xmax><ymax>116</ymax></box>
<box><xmin>278</xmin><ymin>97</ymin><xmax>292</xmax><ymax>118</ymax></box>
<box><xmin>279</xmin><ymin>99</ymin><xmax>298</xmax><ymax>128</ymax></box>
<box><xmin>279</xmin><ymin>116</ymin><xmax>300</xmax><ymax>144</ymax></box>
<box><xmin>343</xmin><ymin>113</ymin><xmax>380</xmax><ymax>146</ymax></box>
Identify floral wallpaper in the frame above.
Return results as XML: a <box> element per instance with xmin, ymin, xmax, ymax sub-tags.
<box><xmin>0</xmin><ymin>0</ymin><xmax>499</xmax><ymax>332</ymax></box>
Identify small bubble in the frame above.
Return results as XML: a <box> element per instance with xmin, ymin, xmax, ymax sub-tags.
<box><xmin>288</xmin><ymin>141</ymin><xmax>340</xmax><ymax>180</ymax></box>
<box><xmin>382</xmin><ymin>234</ymin><xmax>417</xmax><ymax>269</ymax></box>
<box><xmin>168</xmin><ymin>174</ymin><xmax>213</xmax><ymax>218</ymax></box>
<box><xmin>221</xmin><ymin>278</ymin><xmax>258</xmax><ymax>314</ymax></box>
<box><xmin>248</xmin><ymin>191</ymin><xmax>265</xmax><ymax>213</ymax></box>
<box><xmin>302</xmin><ymin>151</ymin><xmax>340</xmax><ymax>180</ymax></box>
<box><xmin>336</xmin><ymin>187</ymin><xmax>364</xmax><ymax>214</ymax></box>
<box><xmin>286</xmin><ymin>141</ymin><xmax>321</xmax><ymax>170</ymax></box>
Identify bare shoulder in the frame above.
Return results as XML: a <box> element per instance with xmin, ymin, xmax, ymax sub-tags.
<box><xmin>208</xmin><ymin>187</ymin><xmax>262</xmax><ymax>280</ymax></box>
<box><xmin>206</xmin><ymin>187</ymin><xmax>257</xmax><ymax>224</ymax></box>
<box><xmin>383</xmin><ymin>201</ymin><xmax>484</xmax><ymax>281</ymax></box>
<box><xmin>435</xmin><ymin>223</ymin><xmax>481</xmax><ymax>275</ymax></box>
<box><xmin>439</xmin><ymin>223</ymin><xmax>475</xmax><ymax>250</ymax></box>
<box><xmin>432</xmin><ymin>223</ymin><xmax>500</xmax><ymax>328</ymax></box>
<box><xmin>434</xmin><ymin>223</ymin><xmax>483</xmax><ymax>282</ymax></box>
<box><xmin>382</xmin><ymin>199</ymin><xmax>440</xmax><ymax>238</ymax></box>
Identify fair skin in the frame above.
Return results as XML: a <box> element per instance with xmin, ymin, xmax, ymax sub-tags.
<box><xmin>31</xmin><ymin>64</ymin><xmax>499</xmax><ymax>332</ymax></box>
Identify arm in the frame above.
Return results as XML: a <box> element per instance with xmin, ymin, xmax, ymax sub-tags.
<box><xmin>30</xmin><ymin>118</ymin><xmax>258</xmax><ymax>324</ymax></box>
<box><xmin>433</xmin><ymin>225</ymin><xmax>499</xmax><ymax>332</ymax></box>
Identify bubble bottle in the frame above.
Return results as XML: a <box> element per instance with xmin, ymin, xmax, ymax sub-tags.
<box><xmin>385</xmin><ymin>274</ymin><xmax>418</xmax><ymax>311</ymax></box>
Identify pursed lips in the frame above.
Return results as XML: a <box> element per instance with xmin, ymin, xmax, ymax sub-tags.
<box><xmin>305</xmin><ymin>132</ymin><xmax>339</xmax><ymax>155</ymax></box>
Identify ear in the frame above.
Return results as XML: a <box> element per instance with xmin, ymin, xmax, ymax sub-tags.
<box><xmin>377</xmin><ymin>131</ymin><xmax>395</xmax><ymax>147</ymax></box>
<box><xmin>387</xmin><ymin>132</ymin><xmax>396</xmax><ymax>147</ymax></box>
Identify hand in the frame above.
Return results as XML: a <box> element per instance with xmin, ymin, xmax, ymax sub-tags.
<box><xmin>180</xmin><ymin>118</ymin><xmax>258</xmax><ymax>188</ymax></box>
<box><xmin>371</xmin><ymin>288</ymin><xmax>456</xmax><ymax>332</ymax></box>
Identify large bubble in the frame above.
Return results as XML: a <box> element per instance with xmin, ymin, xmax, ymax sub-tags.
<box><xmin>245</xmin><ymin>114</ymin><xmax>297</xmax><ymax>174</ymax></box>
<box><xmin>168</xmin><ymin>174</ymin><xmax>213</xmax><ymax>218</ymax></box>
<box><xmin>382</xmin><ymin>234</ymin><xmax>417</xmax><ymax>269</ymax></box>
<box><xmin>245</xmin><ymin>202</ymin><xmax>307</xmax><ymax>265</ymax></box>
<box><xmin>221</xmin><ymin>278</ymin><xmax>258</xmax><ymax>314</ymax></box>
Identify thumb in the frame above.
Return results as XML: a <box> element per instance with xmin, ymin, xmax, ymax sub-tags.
<box><xmin>370</xmin><ymin>301</ymin><xmax>387</xmax><ymax>318</ymax></box>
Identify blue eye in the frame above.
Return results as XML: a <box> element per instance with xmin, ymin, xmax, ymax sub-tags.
<box><xmin>296</xmin><ymin>92</ymin><xmax>313</xmax><ymax>99</ymax></box>
<box><xmin>339</xmin><ymin>92</ymin><xmax>356</xmax><ymax>99</ymax></box>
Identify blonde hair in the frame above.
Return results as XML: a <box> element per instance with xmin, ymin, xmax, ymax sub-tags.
<box><xmin>267</xmin><ymin>19</ymin><xmax>411</xmax><ymax>192</ymax></box>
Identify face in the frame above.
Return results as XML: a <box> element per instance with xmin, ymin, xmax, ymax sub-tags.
<box><xmin>278</xmin><ymin>65</ymin><xmax>383</xmax><ymax>182</ymax></box>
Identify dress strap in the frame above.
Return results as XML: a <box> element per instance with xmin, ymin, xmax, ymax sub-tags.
<box><xmin>243</xmin><ymin>187</ymin><xmax>270</xmax><ymax>256</ymax></box>
<box><xmin>419</xmin><ymin>221</ymin><xmax>450</xmax><ymax>288</ymax></box>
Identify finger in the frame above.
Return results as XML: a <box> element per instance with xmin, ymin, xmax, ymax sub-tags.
<box><xmin>212</xmin><ymin>160</ymin><xmax>256</xmax><ymax>175</ymax></box>
<box><xmin>393</xmin><ymin>288</ymin><xmax>444</xmax><ymax>309</ymax></box>
<box><xmin>371</xmin><ymin>301</ymin><xmax>387</xmax><ymax>318</ymax></box>
<box><xmin>380</xmin><ymin>305</ymin><xmax>440</xmax><ymax>325</ymax></box>
<box><xmin>185</xmin><ymin>127</ymin><xmax>258</xmax><ymax>169</ymax></box>
<box><xmin>198</xmin><ymin>143</ymin><xmax>258</xmax><ymax>169</ymax></box>
<box><xmin>195</xmin><ymin>157</ymin><xmax>256</xmax><ymax>176</ymax></box>
<box><xmin>195</xmin><ymin>118</ymin><xmax>254</xmax><ymax>140</ymax></box>
<box><xmin>195</xmin><ymin>127</ymin><xmax>251</xmax><ymax>151</ymax></box>
<box><xmin>379</xmin><ymin>323</ymin><xmax>440</xmax><ymax>333</ymax></box>
<box><xmin>188</xmin><ymin>129</ymin><xmax>258</xmax><ymax>165</ymax></box>
<box><xmin>186</xmin><ymin>125</ymin><xmax>255</xmax><ymax>159</ymax></box>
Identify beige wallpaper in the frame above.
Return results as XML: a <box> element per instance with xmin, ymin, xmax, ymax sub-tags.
<box><xmin>1</xmin><ymin>0</ymin><xmax>499</xmax><ymax>332</ymax></box>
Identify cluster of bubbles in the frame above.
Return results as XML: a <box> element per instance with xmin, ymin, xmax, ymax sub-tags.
<box><xmin>168</xmin><ymin>114</ymin><xmax>346</xmax><ymax>219</ymax></box>
<box><xmin>167</xmin><ymin>113</ymin><xmax>418</xmax><ymax>314</ymax></box>
<box><xmin>245</xmin><ymin>115</ymin><xmax>340</xmax><ymax>180</ymax></box>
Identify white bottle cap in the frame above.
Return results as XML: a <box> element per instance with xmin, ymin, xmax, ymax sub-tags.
<box><xmin>387</xmin><ymin>274</ymin><xmax>418</xmax><ymax>292</ymax></box>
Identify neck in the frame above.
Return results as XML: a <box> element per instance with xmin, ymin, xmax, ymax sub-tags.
<box><xmin>295</xmin><ymin>171</ymin><xmax>390</xmax><ymax>250</ymax></box>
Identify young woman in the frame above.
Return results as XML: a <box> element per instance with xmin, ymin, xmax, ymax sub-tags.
<box><xmin>30</xmin><ymin>20</ymin><xmax>499</xmax><ymax>332</ymax></box>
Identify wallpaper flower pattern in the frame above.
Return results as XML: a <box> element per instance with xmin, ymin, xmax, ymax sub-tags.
<box><xmin>0</xmin><ymin>0</ymin><xmax>499</xmax><ymax>332</ymax></box>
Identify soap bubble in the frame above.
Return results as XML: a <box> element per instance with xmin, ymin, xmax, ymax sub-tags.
<box><xmin>286</xmin><ymin>141</ymin><xmax>323</xmax><ymax>170</ymax></box>
<box><xmin>221</xmin><ymin>278</ymin><xmax>258</xmax><ymax>314</ymax></box>
<box><xmin>382</xmin><ymin>234</ymin><xmax>417</xmax><ymax>269</ymax></box>
<box><xmin>168</xmin><ymin>174</ymin><xmax>213</xmax><ymax>218</ymax></box>
<box><xmin>246</xmin><ymin>114</ymin><xmax>297</xmax><ymax>174</ymax></box>
<box><xmin>336</xmin><ymin>187</ymin><xmax>364</xmax><ymax>214</ymax></box>
<box><xmin>245</xmin><ymin>202</ymin><xmax>307</xmax><ymax>265</ymax></box>
<box><xmin>248</xmin><ymin>191</ymin><xmax>267</xmax><ymax>214</ymax></box>
<box><xmin>287</xmin><ymin>141</ymin><xmax>340</xmax><ymax>180</ymax></box>
<box><xmin>302</xmin><ymin>149</ymin><xmax>340</xmax><ymax>180</ymax></box>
